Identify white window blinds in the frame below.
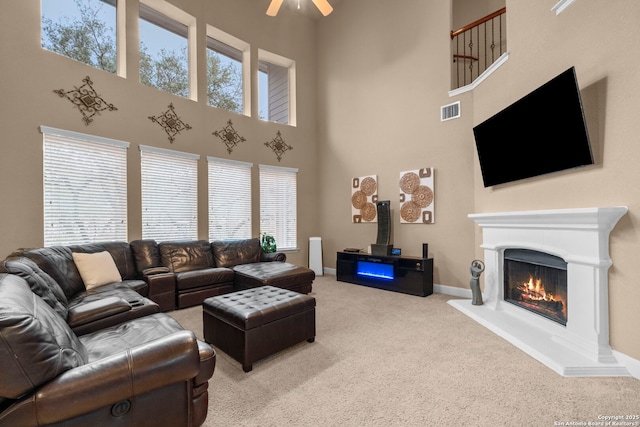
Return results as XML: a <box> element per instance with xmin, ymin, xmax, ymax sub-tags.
<box><xmin>208</xmin><ymin>157</ymin><xmax>252</xmax><ymax>241</ymax></box>
<box><xmin>259</xmin><ymin>164</ymin><xmax>297</xmax><ymax>251</ymax></box>
<box><xmin>41</xmin><ymin>126</ymin><xmax>129</xmax><ymax>246</ymax></box>
<box><xmin>140</xmin><ymin>145</ymin><xmax>199</xmax><ymax>241</ymax></box>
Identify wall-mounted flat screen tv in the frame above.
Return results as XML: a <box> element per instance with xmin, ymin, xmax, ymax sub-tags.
<box><xmin>473</xmin><ymin>66</ymin><xmax>593</xmax><ymax>187</ymax></box>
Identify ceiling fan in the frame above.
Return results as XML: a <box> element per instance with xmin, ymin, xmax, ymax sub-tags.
<box><xmin>267</xmin><ymin>0</ymin><xmax>334</xmax><ymax>17</ymax></box>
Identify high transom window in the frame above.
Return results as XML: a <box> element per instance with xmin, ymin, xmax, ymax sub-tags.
<box><xmin>41</xmin><ymin>0</ymin><xmax>120</xmax><ymax>75</ymax></box>
<box><xmin>258</xmin><ymin>49</ymin><xmax>296</xmax><ymax>126</ymax></box>
<box><xmin>206</xmin><ymin>25</ymin><xmax>249</xmax><ymax>115</ymax></box>
<box><xmin>139</xmin><ymin>0</ymin><xmax>196</xmax><ymax>99</ymax></box>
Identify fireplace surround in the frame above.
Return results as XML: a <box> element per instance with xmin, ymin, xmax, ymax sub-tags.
<box><xmin>449</xmin><ymin>207</ymin><xmax>630</xmax><ymax>377</ymax></box>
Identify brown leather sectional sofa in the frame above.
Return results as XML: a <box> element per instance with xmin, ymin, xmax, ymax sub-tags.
<box><xmin>5</xmin><ymin>237</ymin><xmax>315</xmax><ymax>313</ymax></box>
<box><xmin>0</xmin><ymin>237</ymin><xmax>315</xmax><ymax>426</ymax></box>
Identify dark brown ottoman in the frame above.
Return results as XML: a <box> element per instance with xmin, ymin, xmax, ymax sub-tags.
<box><xmin>203</xmin><ymin>286</ymin><xmax>316</xmax><ymax>372</ymax></box>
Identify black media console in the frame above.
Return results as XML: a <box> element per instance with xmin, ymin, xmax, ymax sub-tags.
<box><xmin>336</xmin><ymin>251</ymin><xmax>433</xmax><ymax>297</ymax></box>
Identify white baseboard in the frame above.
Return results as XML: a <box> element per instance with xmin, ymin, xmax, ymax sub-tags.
<box><xmin>323</xmin><ymin>267</ymin><xmax>336</xmax><ymax>276</ymax></box>
<box><xmin>434</xmin><ymin>283</ymin><xmax>472</xmax><ymax>298</ymax></box>
<box><xmin>613</xmin><ymin>350</ymin><xmax>640</xmax><ymax>380</ymax></box>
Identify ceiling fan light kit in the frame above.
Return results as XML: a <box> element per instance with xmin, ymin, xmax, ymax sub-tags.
<box><xmin>267</xmin><ymin>0</ymin><xmax>333</xmax><ymax>17</ymax></box>
<box><xmin>266</xmin><ymin>0</ymin><xmax>284</xmax><ymax>16</ymax></box>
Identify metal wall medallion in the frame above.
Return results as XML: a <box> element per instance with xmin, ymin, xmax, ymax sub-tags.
<box><xmin>264</xmin><ymin>131</ymin><xmax>293</xmax><ymax>162</ymax></box>
<box><xmin>148</xmin><ymin>103</ymin><xmax>192</xmax><ymax>143</ymax></box>
<box><xmin>53</xmin><ymin>76</ymin><xmax>117</xmax><ymax>125</ymax></box>
<box><xmin>213</xmin><ymin>120</ymin><xmax>246</xmax><ymax>153</ymax></box>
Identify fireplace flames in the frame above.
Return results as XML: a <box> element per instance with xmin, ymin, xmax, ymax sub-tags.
<box><xmin>516</xmin><ymin>276</ymin><xmax>567</xmax><ymax>319</ymax></box>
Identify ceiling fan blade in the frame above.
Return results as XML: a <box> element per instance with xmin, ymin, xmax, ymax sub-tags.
<box><xmin>311</xmin><ymin>0</ymin><xmax>333</xmax><ymax>16</ymax></box>
<box><xmin>266</xmin><ymin>0</ymin><xmax>284</xmax><ymax>16</ymax></box>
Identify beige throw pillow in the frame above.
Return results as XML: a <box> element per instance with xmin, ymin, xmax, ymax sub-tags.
<box><xmin>72</xmin><ymin>251</ymin><xmax>122</xmax><ymax>290</ymax></box>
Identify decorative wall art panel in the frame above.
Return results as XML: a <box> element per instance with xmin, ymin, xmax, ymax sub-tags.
<box><xmin>148</xmin><ymin>103</ymin><xmax>192</xmax><ymax>143</ymax></box>
<box><xmin>399</xmin><ymin>168</ymin><xmax>434</xmax><ymax>223</ymax></box>
<box><xmin>53</xmin><ymin>76</ymin><xmax>117</xmax><ymax>125</ymax></box>
<box><xmin>351</xmin><ymin>175</ymin><xmax>378</xmax><ymax>223</ymax></box>
<box><xmin>213</xmin><ymin>119</ymin><xmax>246</xmax><ymax>153</ymax></box>
<box><xmin>264</xmin><ymin>131</ymin><xmax>293</xmax><ymax>161</ymax></box>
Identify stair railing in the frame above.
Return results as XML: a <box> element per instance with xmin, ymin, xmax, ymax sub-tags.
<box><xmin>451</xmin><ymin>7</ymin><xmax>506</xmax><ymax>89</ymax></box>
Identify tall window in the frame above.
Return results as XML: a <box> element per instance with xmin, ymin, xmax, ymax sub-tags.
<box><xmin>258</xmin><ymin>49</ymin><xmax>296</xmax><ymax>125</ymax></box>
<box><xmin>208</xmin><ymin>157</ymin><xmax>252</xmax><ymax>240</ymax></box>
<box><xmin>41</xmin><ymin>126</ymin><xmax>129</xmax><ymax>246</ymax></box>
<box><xmin>140</xmin><ymin>145</ymin><xmax>198</xmax><ymax>241</ymax></box>
<box><xmin>259</xmin><ymin>165</ymin><xmax>298</xmax><ymax>251</ymax></box>
<box><xmin>206</xmin><ymin>25</ymin><xmax>249</xmax><ymax>115</ymax></box>
<box><xmin>41</xmin><ymin>0</ymin><xmax>123</xmax><ymax>76</ymax></box>
<box><xmin>139</xmin><ymin>0</ymin><xmax>196</xmax><ymax>99</ymax></box>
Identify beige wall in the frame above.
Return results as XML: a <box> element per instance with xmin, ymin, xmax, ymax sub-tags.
<box><xmin>317</xmin><ymin>0</ymin><xmax>640</xmax><ymax>362</ymax></box>
<box><xmin>316</xmin><ymin>0</ymin><xmax>477</xmax><ymax>288</ymax></box>
<box><xmin>0</xmin><ymin>0</ymin><xmax>319</xmax><ymax>266</ymax></box>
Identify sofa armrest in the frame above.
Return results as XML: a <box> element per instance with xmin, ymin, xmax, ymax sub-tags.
<box><xmin>142</xmin><ymin>266</ymin><xmax>171</xmax><ymax>275</ymax></box>
<box><xmin>31</xmin><ymin>330</ymin><xmax>201</xmax><ymax>425</ymax></box>
<box><xmin>261</xmin><ymin>251</ymin><xmax>287</xmax><ymax>262</ymax></box>
<box><xmin>66</xmin><ymin>296</ymin><xmax>131</xmax><ymax>328</ymax></box>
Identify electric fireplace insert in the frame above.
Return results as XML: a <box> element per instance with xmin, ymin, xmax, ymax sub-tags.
<box><xmin>503</xmin><ymin>249</ymin><xmax>568</xmax><ymax>325</ymax></box>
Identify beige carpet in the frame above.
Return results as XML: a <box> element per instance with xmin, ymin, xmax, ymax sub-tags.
<box><xmin>169</xmin><ymin>275</ymin><xmax>640</xmax><ymax>427</ymax></box>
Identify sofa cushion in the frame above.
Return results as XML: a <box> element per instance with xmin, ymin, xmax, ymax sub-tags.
<box><xmin>211</xmin><ymin>238</ymin><xmax>262</xmax><ymax>268</ymax></box>
<box><xmin>72</xmin><ymin>251</ymin><xmax>123</xmax><ymax>290</ymax></box>
<box><xmin>174</xmin><ymin>268</ymin><xmax>235</xmax><ymax>291</ymax></box>
<box><xmin>2</xmin><ymin>257</ymin><xmax>69</xmax><ymax>319</ymax></box>
<box><xmin>130</xmin><ymin>239</ymin><xmax>161</xmax><ymax>272</ymax></box>
<box><xmin>15</xmin><ymin>246</ymin><xmax>85</xmax><ymax>300</ymax></box>
<box><xmin>159</xmin><ymin>240</ymin><xmax>214</xmax><ymax>273</ymax></box>
<box><xmin>0</xmin><ymin>274</ymin><xmax>87</xmax><ymax>399</ymax></box>
<box><xmin>79</xmin><ymin>313</ymin><xmax>189</xmax><ymax>361</ymax></box>
<box><xmin>69</xmin><ymin>241</ymin><xmax>138</xmax><ymax>280</ymax></box>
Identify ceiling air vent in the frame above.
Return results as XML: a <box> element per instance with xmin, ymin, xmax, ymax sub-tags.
<box><xmin>441</xmin><ymin>101</ymin><xmax>461</xmax><ymax>121</ymax></box>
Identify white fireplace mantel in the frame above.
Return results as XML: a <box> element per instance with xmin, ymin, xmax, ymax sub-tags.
<box><xmin>449</xmin><ymin>207</ymin><xmax>630</xmax><ymax>377</ymax></box>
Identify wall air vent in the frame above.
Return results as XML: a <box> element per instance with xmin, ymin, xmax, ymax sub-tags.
<box><xmin>441</xmin><ymin>101</ymin><xmax>461</xmax><ymax>121</ymax></box>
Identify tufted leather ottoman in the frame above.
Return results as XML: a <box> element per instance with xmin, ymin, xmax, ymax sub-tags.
<box><xmin>202</xmin><ymin>286</ymin><xmax>315</xmax><ymax>372</ymax></box>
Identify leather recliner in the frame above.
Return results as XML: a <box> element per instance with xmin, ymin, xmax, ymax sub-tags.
<box><xmin>0</xmin><ymin>274</ymin><xmax>215</xmax><ymax>427</ymax></box>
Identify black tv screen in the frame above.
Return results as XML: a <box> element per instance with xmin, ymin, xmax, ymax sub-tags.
<box><xmin>473</xmin><ymin>66</ymin><xmax>593</xmax><ymax>187</ymax></box>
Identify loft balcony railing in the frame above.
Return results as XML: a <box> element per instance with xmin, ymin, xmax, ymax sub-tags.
<box><xmin>451</xmin><ymin>7</ymin><xmax>506</xmax><ymax>89</ymax></box>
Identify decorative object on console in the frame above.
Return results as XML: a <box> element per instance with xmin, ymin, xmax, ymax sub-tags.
<box><xmin>371</xmin><ymin>200</ymin><xmax>392</xmax><ymax>256</ymax></box>
<box><xmin>53</xmin><ymin>76</ymin><xmax>117</xmax><ymax>125</ymax></box>
<box><xmin>148</xmin><ymin>103</ymin><xmax>192</xmax><ymax>143</ymax></box>
<box><xmin>469</xmin><ymin>259</ymin><xmax>485</xmax><ymax>305</ymax></box>
<box><xmin>399</xmin><ymin>168</ymin><xmax>434</xmax><ymax>223</ymax></box>
<box><xmin>213</xmin><ymin>119</ymin><xmax>246</xmax><ymax>154</ymax></box>
<box><xmin>264</xmin><ymin>130</ymin><xmax>293</xmax><ymax>161</ymax></box>
<box><xmin>351</xmin><ymin>175</ymin><xmax>378</xmax><ymax>223</ymax></box>
<box><xmin>261</xmin><ymin>233</ymin><xmax>277</xmax><ymax>253</ymax></box>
